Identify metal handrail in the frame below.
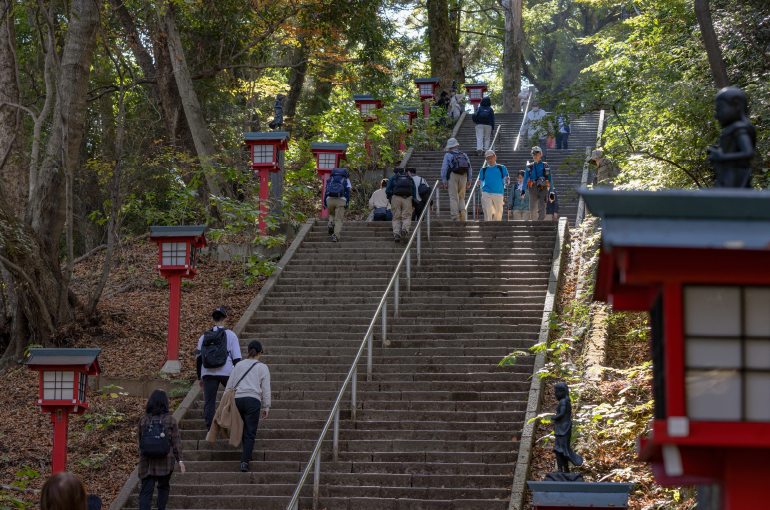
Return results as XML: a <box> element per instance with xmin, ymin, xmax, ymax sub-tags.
<box><xmin>513</xmin><ymin>90</ymin><xmax>535</xmax><ymax>152</ymax></box>
<box><xmin>285</xmin><ymin>179</ymin><xmax>441</xmax><ymax>510</ymax></box>
<box><xmin>464</xmin><ymin>125</ymin><xmax>502</xmax><ymax>219</ymax></box>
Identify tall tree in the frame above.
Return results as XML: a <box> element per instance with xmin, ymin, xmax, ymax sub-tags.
<box><xmin>694</xmin><ymin>0</ymin><xmax>730</xmax><ymax>89</ymax></box>
<box><xmin>449</xmin><ymin>0</ymin><xmax>465</xmax><ymax>86</ymax></box>
<box><xmin>426</xmin><ymin>0</ymin><xmax>455</xmax><ymax>89</ymax></box>
<box><xmin>502</xmin><ymin>0</ymin><xmax>522</xmax><ymax>112</ymax></box>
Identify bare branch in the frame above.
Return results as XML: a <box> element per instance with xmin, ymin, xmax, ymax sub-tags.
<box><xmin>191</xmin><ymin>61</ymin><xmax>310</xmax><ymax>80</ymax></box>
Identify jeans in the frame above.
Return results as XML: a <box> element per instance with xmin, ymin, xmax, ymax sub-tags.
<box><xmin>412</xmin><ymin>199</ymin><xmax>427</xmax><ymax>221</ymax></box>
<box><xmin>556</xmin><ymin>133</ymin><xmax>569</xmax><ymax>150</ymax></box>
<box><xmin>139</xmin><ymin>474</ymin><xmax>171</xmax><ymax>510</ymax></box>
<box><xmin>202</xmin><ymin>375</ymin><xmax>229</xmax><ymax>429</ymax></box>
<box><xmin>475</xmin><ymin>124</ymin><xmax>492</xmax><ymax>151</ymax></box>
<box><xmin>235</xmin><ymin>397</ymin><xmax>262</xmax><ymax>463</ymax></box>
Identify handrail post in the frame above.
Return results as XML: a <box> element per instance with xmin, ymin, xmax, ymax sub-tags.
<box><xmin>313</xmin><ymin>453</ymin><xmax>320</xmax><ymax>510</ymax></box>
<box><xmin>406</xmin><ymin>249</ymin><xmax>411</xmax><ymax>291</ymax></box>
<box><xmin>427</xmin><ymin>206</ymin><xmax>431</xmax><ymax>241</ymax></box>
<box><xmin>394</xmin><ymin>273</ymin><xmax>399</xmax><ymax>317</ymax></box>
<box><xmin>333</xmin><ymin>408</ymin><xmax>339</xmax><ymax>462</ymax></box>
<box><xmin>382</xmin><ymin>301</ymin><xmax>387</xmax><ymax>347</ymax></box>
<box><xmin>417</xmin><ymin>225</ymin><xmax>421</xmax><ymax>265</ymax></box>
<box><xmin>367</xmin><ymin>331</ymin><xmax>372</xmax><ymax>381</ymax></box>
<box><xmin>351</xmin><ymin>366</ymin><xmax>357</xmax><ymax>421</ymax></box>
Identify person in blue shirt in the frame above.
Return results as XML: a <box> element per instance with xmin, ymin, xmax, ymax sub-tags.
<box><xmin>479</xmin><ymin>150</ymin><xmax>509</xmax><ymax>221</ymax></box>
<box><xmin>521</xmin><ymin>146</ymin><xmax>553</xmax><ymax>221</ymax></box>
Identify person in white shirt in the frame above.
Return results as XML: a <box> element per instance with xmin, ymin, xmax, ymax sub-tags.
<box><xmin>196</xmin><ymin>307</ymin><xmax>242</xmax><ymax>431</ymax></box>
<box><xmin>518</xmin><ymin>89</ymin><xmax>530</xmax><ymax>112</ymax></box>
<box><xmin>520</xmin><ymin>101</ymin><xmax>549</xmax><ymax>160</ymax></box>
<box><xmin>369</xmin><ymin>179</ymin><xmax>392</xmax><ymax>221</ymax></box>
<box><xmin>225</xmin><ymin>340</ymin><xmax>271</xmax><ymax>472</ymax></box>
<box><xmin>449</xmin><ymin>94</ymin><xmax>465</xmax><ymax>120</ymax></box>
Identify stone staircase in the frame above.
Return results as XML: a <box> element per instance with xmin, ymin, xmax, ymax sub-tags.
<box><xmin>408</xmin><ymin>112</ymin><xmax>601</xmax><ymax>225</ymax></box>
<box><xmin>122</xmin><ymin>219</ymin><xmax>561</xmax><ymax>510</ymax></box>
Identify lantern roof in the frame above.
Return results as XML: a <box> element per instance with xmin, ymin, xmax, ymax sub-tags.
<box><xmin>401</xmin><ymin>107</ymin><xmax>419</xmax><ymax>113</ymax></box>
<box><xmin>244</xmin><ymin>132</ymin><xmax>290</xmax><ymax>142</ymax></box>
<box><xmin>580</xmin><ymin>188</ymin><xmax>770</xmax><ymax>251</ymax></box>
<box><xmin>310</xmin><ymin>142</ymin><xmax>349</xmax><ymax>152</ymax></box>
<box><xmin>25</xmin><ymin>348</ymin><xmax>102</xmax><ymax>369</ymax></box>
<box><xmin>464</xmin><ymin>82</ymin><xmax>488</xmax><ymax>88</ymax></box>
<box><xmin>414</xmin><ymin>78</ymin><xmax>440</xmax><ymax>84</ymax></box>
<box><xmin>149</xmin><ymin>225</ymin><xmax>207</xmax><ymax>238</ymax></box>
<box><xmin>353</xmin><ymin>95</ymin><xmax>376</xmax><ymax>102</ymax></box>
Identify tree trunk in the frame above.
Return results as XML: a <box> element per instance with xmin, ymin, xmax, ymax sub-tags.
<box><xmin>502</xmin><ymin>0</ymin><xmax>522</xmax><ymax>113</ymax></box>
<box><xmin>694</xmin><ymin>0</ymin><xmax>730</xmax><ymax>89</ymax></box>
<box><xmin>283</xmin><ymin>40</ymin><xmax>307</xmax><ymax>132</ymax></box>
<box><xmin>449</xmin><ymin>0</ymin><xmax>465</xmax><ymax>87</ymax></box>
<box><xmin>426</xmin><ymin>0</ymin><xmax>455</xmax><ymax>91</ymax></box>
<box><xmin>158</xmin><ymin>0</ymin><xmax>230</xmax><ymax>199</ymax></box>
<box><xmin>0</xmin><ymin>0</ymin><xmax>28</xmax><ymax>217</ymax></box>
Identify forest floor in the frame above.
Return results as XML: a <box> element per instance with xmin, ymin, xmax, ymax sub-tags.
<box><xmin>0</xmin><ymin>239</ymin><xmax>267</xmax><ymax>508</ymax></box>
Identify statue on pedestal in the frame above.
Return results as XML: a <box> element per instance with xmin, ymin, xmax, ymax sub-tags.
<box><xmin>551</xmin><ymin>382</ymin><xmax>583</xmax><ymax>474</ymax></box>
<box><xmin>707</xmin><ymin>87</ymin><xmax>757</xmax><ymax>188</ymax></box>
<box><xmin>268</xmin><ymin>94</ymin><xmax>285</xmax><ymax>131</ymax></box>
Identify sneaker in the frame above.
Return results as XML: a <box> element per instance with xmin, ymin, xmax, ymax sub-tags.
<box><xmin>332</xmin><ymin>234</ymin><xmax>340</xmax><ymax>243</ymax></box>
<box><xmin>240</xmin><ymin>462</ymin><xmax>249</xmax><ymax>472</ymax></box>
<box><xmin>394</xmin><ymin>234</ymin><xmax>401</xmax><ymax>242</ymax></box>
<box><xmin>328</xmin><ymin>223</ymin><xmax>334</xmax><ymax>235</ymax></box>
<box><xmin>400</xmin><ymin>228</ymin><xmax>408</xmax><ymax>238</ymax></box>
<box><xmin>477</xmin><ymin>150</ymin><xmax>483</xmax><ymax>156</ymax></box>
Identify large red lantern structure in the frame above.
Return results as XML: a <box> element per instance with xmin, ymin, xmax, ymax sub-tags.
<box><xmin>149</xmin><ymin>225</ymin><xmax>207</xmax><ymax>373</ymax></box>
<box><xmin>414</xmin><ymin>78</ymin><xmax>440</xmax><ymax>118</ymax></box>
<box><xmin>353</xmin><ymin>95</ymin><xmax>382</xmax><ymax>158</ymax></box>
<box><xmin>582</xmin><ymin>188</ymin><xmax>770</xmax><ymax>510</ymax></box>
<box><xmin>26</xmin><ymin>348</ymin><xmax>102</xmax><ymax>473</ymax></box>
<box><xmin>244</xmin><ymin>131</ymin><xmax>289</xmax><ymax>234</ymax></box>
<box><xmin>465</xmin><ymin>82</ymin><xmax>488</xmax><ymax>111</ymax></box>
<box><xmin>310</xmin><ymin>142</ymin><xmax>348</xmax><ymax>219</ymax></box>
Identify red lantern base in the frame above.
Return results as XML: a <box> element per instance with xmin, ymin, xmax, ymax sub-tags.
<box><xmin>51</xmin><ymin>408</ymin><xmax>70</xmax><ymax>473</ymax></box>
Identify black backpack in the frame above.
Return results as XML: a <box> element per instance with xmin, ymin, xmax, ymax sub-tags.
<box><xmin>450</xmin><ymin>151</ymin><xmax>471</xmax><ymax>175</ymax></box>
<box><xmin>201</xmin><ymin>328</ymin><xmax>229</xmax><ymax>369</ymax></box>
<box><xmin>326</xmin><ymin>168</ymin><xmax>349</xmax><ymax>198</ymax></box>
<box><xmin>393</xmin><ymin>173</ymin><xmax>414</xmax><ymax>197</ymax></box>
<box><xmin>140</xmin><ymin>415</ymin><xmax>171</xmax><ymax>458</ymax></box>
<box><xmin>473</xmin><ymin>107</ymin><xmax>492</xmax><ymax>124</ymax></box>
<box><xmin>417</xmin><ymin>178</ymin><xmax>431</xmax><ymax>202</ymax></box>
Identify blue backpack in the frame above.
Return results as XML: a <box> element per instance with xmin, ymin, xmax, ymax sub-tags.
<box><xmin>326</xmin><ymin>168</ymin><xmax>349</xmax><ymax>198</ymax></box>
<box><xmin>140</xmin><ymin>415</ymin><xmax>171</xmax><ymax>458</ymax></box>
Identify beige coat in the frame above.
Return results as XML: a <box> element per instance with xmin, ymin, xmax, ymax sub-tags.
<box><xmin>206</xmin><ymin>388</ymin><xmax>243</xmax><ymax>447</ymax></box>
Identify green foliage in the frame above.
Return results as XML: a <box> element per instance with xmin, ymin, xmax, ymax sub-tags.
<box><xmin>99</xmin><ymin>384</ymin><xmax>128</xmax><ymax>399</ymax></box>
<box><xmin>83</xmin><ymin>406</ymin><xmax>125</xmax><ymax>432</ymax></box>
<box><xmin>11</xmin><ymin>467</ymin><xmax>40</xmax><ymax>491</ymax></box>
<box><xmin>77</xmin><ymin>445</ymin><xmax>119</xmax><ymax>470</ymax></box>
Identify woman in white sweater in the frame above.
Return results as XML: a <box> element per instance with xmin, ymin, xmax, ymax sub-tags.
<box><xmin>225</xmin><ymin>340</ymin><xmax>271</xmax><ymax>472</ymax></box>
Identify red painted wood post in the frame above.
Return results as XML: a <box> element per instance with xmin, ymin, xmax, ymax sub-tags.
<box><xmin>51</xmin><ymin>408</ymin><xmax>69</xmax><ymax>473</ymax></box>
<box><xmin>423</xmin><ymin>100</ymin><xmax>430</xmax><ymax>119</ymax></box>
<box><xmin>258</xmin><ymin>168</ymin><xmax>270</xmax><ymax>235</ymax></box>
<box><xmin>167</xmin><ymin>273</ymin><xmax>182</xmax><ymax>364</ymax></box>
<box><xmin>320</xmin><ymin>172</ymin><xmax>329</xmax><ymax>219</ymax></box>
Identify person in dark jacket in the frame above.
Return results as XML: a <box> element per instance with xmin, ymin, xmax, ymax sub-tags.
<box><xmin>137</xmin><ymin>390</ymin><xmax>184</xmax><ymax>510</ymax></box>
<box><xmin>87</xmin><ymin>494</ymin><xmax>103</xmax><ymax>510</ymax></box>
<box><xmin>434</xmin><ymin>91</ymin><xmax>450</xmax><ymax>110</ymax></box>
<box><xmin>473</xmin><ymin>96</ymin><xmax>495</xmax><ymax>156</ymax></box>
<box><xmin>545</xmin><ymin>190</ymin><xmax>559</xmax><ymax>221</ymax></box>
<box><xmin>386</xmin><ymin>167</ymin><xmax>417</xmax><ymax>242</ymax></box>
<box><xmin>323</xmin><ymin>168</ymin><xmax>352</xmax><ymax>242</ymax></box>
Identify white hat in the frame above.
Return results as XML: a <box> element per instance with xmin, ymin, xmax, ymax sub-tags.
<box><xmin>445</xmin><ymin>138</ymin><xmax>459</xmax><ymax>150</ymax></box>
<box><xmin>531</xmin><ymin>146</ymin><xmax>542</xmax><ymax>154</ymax></box>
<box><xmin>485</xmin><ymin>150</ymin><xmax>496</xmax><ymax>157</ymax></box>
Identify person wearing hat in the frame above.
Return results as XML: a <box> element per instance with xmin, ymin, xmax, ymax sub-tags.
<box><xmin>224</xmin><ymin>340</ymin><xmax>271</xmax><ymax>472</ymax></box>
<box><xmin>196</xmin><ymin>307</ymin><xmax>243</xmax><ymax>431</ymax></box>
<box><xmin>478</xmin><ymin>150</ymin><xmax>509</xmax><ymax>221</ymax></box>
<box><xmin>589</xmin><ymin>149</ymin><xmax>617</xmax><ymax>187</ymax></box>
<box><xmin>441</xmin><ymin>138</ymin><xmax>473</xmax><ymax>221</ymax></box>
<box><xmin>521</xmin><ymin>146</ymin><xmax>553</xmax><ymax>220</ymax></box>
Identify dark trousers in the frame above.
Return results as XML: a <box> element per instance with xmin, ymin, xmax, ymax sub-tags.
<box><xmin>139</xmin><ymin>474</ymin><xmax>171</xmax><ymax>510</ymax></box>
<box><xmin>556</xmin><ymin>133</ymin><xmax>569</xmax><ymax>150</ymax></box>
<box><xmin>235</xmin><ymin>397</ymin><xmax>262</xmax><ymax>463</ymax></box>
<box><xmin>411</xmin><ymin>200</ymin><xmax>427</xmax><ymax>221</ymax></box>
<box><xmin>202</xmin><ymin>375</ymin><xmax>229</xmax><ymax>429</ymax></box>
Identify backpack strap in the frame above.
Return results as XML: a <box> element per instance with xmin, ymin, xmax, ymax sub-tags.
<box><xmin>234</xmin><ymin>361</ymin><xmax>259</xmax><ymax>390</ymax></box>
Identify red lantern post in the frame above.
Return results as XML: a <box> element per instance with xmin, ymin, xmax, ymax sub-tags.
<box><xmin>399</xmin><ymin>107</ymin><xmax>418</xmax><ymax>151</ymax></box>
<box><xmin>25</xmin><ymin>348</ymin><xmax>102</xmax><ymax>473</ymax></box>
<box><xmin>353</xmin><ymin>95</ymin><xmax>382</xmax><ymax>158</ymax></box>
<box><xmin>465</xmin><ymin>83</ymin><xmax>489</xmax><ymax>111</ymax></box>
<box><xmin>244</xmin><ymin>132</ymin><xmax>289</xmax><ymax>234</ymax></box>
<box><xmin>582</xmin><ymin>188</ymin><xmax>770</xmax><ymax>510</ymax></box>
<box><xmin>415</xmin><ymin>78</ymin><xmax>440</xmax><ymax>118</ymax></box>
<box><xmin>311</xmin><ymin>142</ymin><xmax>348</xmax><ymax>219</ymax></box>
<box><xmin>149</xmin><ymin>226</ymin><xmax>207</xmax><ymax>373</ymax></box>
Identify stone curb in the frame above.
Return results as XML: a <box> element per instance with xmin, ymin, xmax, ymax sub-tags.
<box><xmin>451</xmin><ymin>111</ymin><xmax>467</xmax><ymax>140</ymax></box>
<box><xmin>575</xmin><ymin>147</ymin><xmax>591</xmax><ymax>226</ymax></box>
<box><xmin>509</xmin><ymin>216</ymin><xmax>570</xmax><ymax>510</ymax></box>
<box><xmin>109</xmin><ymin>218</ymin><xmax>316</xmax><ymax>510</ymax></box>
<box><xmin>399</xmin><ymin>148</ymin><xmax>414</xmax><ymax>168</ymax></box>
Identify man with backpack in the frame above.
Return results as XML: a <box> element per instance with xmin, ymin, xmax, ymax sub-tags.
<box><xmin>196</xmin><ymin>307</ymin><xmax>242</xmax><ymax>431</ymax></box>
<box><xmin>323</xmin><ymin>167</ymin><xmax>351</xmax><ymax>242</ymax></box>
<box><xmin>472</xmin><ymin>96</ymin><xmax>495</xmax><ymax>156</ymax></box>
<box><xmin>407</xmin><ymin>168</ymin><xmax>432</xmax><ymax>221</ymax></box>
<box><xmin>521</xmin><ymin>101</ymin><xmax>548</xmax><ymax>160</ymax></box>
<box><xmin>441</xmin><ymin>138</ymin><xmax>473</xmax><ymax>221</ymax></box>
<box><xmin>478</xmin><ymin>150</ymin><xmax>509</xmax><ymax>222</ymax></box>
<box><xmin>386</xmin><ymin>167</ymin><xmax>417</xmax><ymax>242</ymax></box>
<box><xmin>521</xmin><ymin>146</ymin><xmax>553</xmax><ymax>221</ymax></box>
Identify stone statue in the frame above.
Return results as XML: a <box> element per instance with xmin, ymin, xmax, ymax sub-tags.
<box><xmin>268</xmin><ymin>94</ymin><xmax>285</xmax><ymax>131</ymax></box>
<box><xmin>551</xmin><ymin>382</ymin><xmax>583</xmax><ymax>473</ymax></box>
<box><xmin>707</xmin><ymin>87</ymin><xmax>757</xmax><ymax>188</ymax></box>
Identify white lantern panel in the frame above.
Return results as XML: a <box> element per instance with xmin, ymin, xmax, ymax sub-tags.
<box><xmin>745</xmin><ymin>372</ymin><xmax>770</xmax><ymax>422</ymax></box>
<box><xmin>686</xmin><ymin>369</ymin><xmax>741</xmax><ymax>421</ymax></box>
<box><xmin>42</xmin><ymin>370</ymin><xmax>75</xmax><ymax>400</ymax></box>
<box><xmin>745</xmin><ymin>340</ymin><xmax>770</xmax><ymax>370</ymax></box>
<box><xmin>252</xmin><ymin>145</ymin><xmax>273</xmax><ymax>164</ymax></box>
<box><xmin>470</xmin><ymin>89</ymin><xmax>482</xmax><ymax>99</ymax></box>
<box><xmin>686</xmin><ymin>338</ymin><xmax>741</xmax><ymax>369</ymax></box>
<box><xmin>745</xmin><ymin>287</ymin><xmax>770</xmax><ymax>337</ymax></box>
<box><xmin>684</xmin><ymin>286</ymin><xmax>741</xmax><ymax>336</ymax></box>
<box><xmin>161</xmin><ymin>242</ymin><xmax>187</xmax><ymax>266</ymax></box>
<box><xmin>360</xmin><ymin>103</ymin><xmax>375</xmax><ymax>115</ymax></box>
<box><xmin>400</xmin><ymin>114</ymin><xmax>410</xmax><ymax>122</ymax></box>
<box><xmin>318</xmin><ymin>153</ymin><xmax>336</xmax><ymax>169</ymax></box>
<box><xmin>419</xmin><ymin>84</ymin><xmax>433</xmax><ymax>96</ymax></box>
